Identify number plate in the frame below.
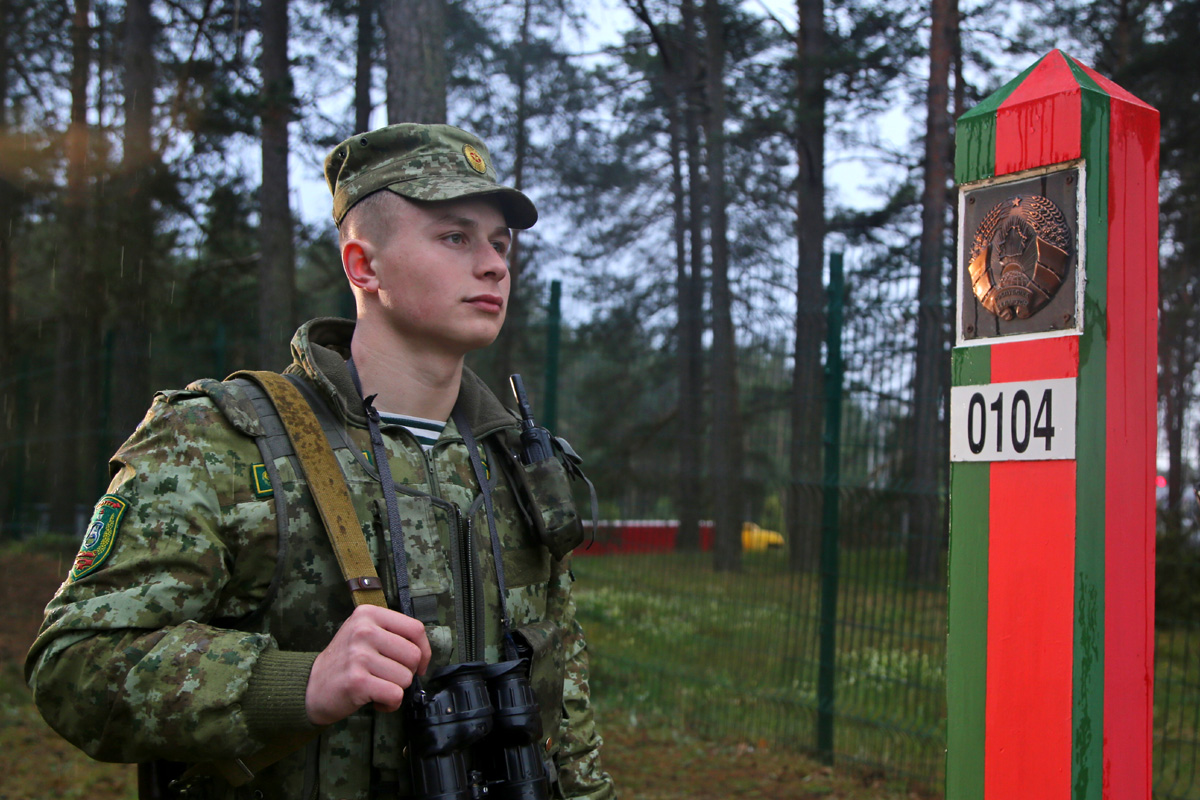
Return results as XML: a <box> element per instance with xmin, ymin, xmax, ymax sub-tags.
<box><xmin>950</xmin><ymin>378</ymin><xmax>1077</xmax><ymax>462</ymax></box>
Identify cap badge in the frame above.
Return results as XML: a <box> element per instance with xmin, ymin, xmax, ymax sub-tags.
<box><xmin>463</xmin><ymin>145</ymin><xmax>488</xmax><ymax>174</ymax></box>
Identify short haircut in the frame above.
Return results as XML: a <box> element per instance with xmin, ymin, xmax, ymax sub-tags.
<box><xmin>337</xmin><ymin>190</ymin><xmax>402</xmax><ymax>250</ymax></box>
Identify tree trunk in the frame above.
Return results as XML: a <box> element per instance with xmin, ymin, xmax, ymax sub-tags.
<box><xmin>951</xmin><ymin>3</ymin><xmax>965</xmax><ymax>120</ymax></box>
<box><xmin>49</xmin><ymin>0</ymin><xmax>91</xmax><ymax>531</ymax></box>
<box><xmin>788</xmin><ymin>0</ymin><xmax>826</xmax><ymax>572</ymax></box>
<box><xmin>382</xmin><ymin>0</ymin><xmax>447</xmax><ymax>123</ymax></box>
<box><xmin>705</xmin><ymin>0</ymin><xmax>741</xmax><ymax>573</ymax></box>
<box><xmin>492</xmin><ymin>0</ymin><xmax>533</xmax><ymax>384</ymax></box>
<box><xmin>908</xmin><ymin>0</ymin><xmax>955</xmax><ymax>584</ymax></box>
<box><xmin>1159</xmin><ymin>302</ymin><xmax>1193</xmax><ymax>537</ymax></box>
<box><xmin>1108</xmin><ymin>0</ymin><xmax>1139</xmax><ymax>74</ymax></box>
<box><xmin>665</xmin><ymin>61</ymin><xmax>700</xmax><ymax>556</ymax></box>
<box><xmin>258</xmin><ymin>0</ymin><xmax>295</xmax><ymax>368</ymax></box>
<box><xmin>627</xmin><ymin>0</ymin><xmax>705</xmax><ymax>549</ymax></box>
<box><xmin>111</xmin><ymin>0</ymin><xmax>154</xmax><ymax>452</ymax></box>
<box><xmin>354</xmin><ymin>0</ymin><xmax>375</xmax><ymax>133</ymax></box>
<box><xmin>1163</xmin><ymin>348</ymin><xmax>1184</xmax><ymax>535</ymax></box>
<box><xmin>676</xmin><ymin>0</ymin><xmax>706</xmax><ymax>552</ymax></box>
<box><xmin>0</xmin><ymin>0</ymin><xmax>11</xmax><ymax>382</ymax></box>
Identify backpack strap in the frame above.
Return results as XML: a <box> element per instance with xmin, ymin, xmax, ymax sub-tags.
<box><xmin>205</xmin><ymin>376</ymin><xmax>295</xmax><ymax>627</ymax></box>
<box><xmin>184</xmin><ymin>370</ymin><xmax>386</xmax><ymax>790</ymax></box>
<box><xmin>232</xmin><ymin>370</ymin><xmax>387</xmax><ymax>608</ymax></box>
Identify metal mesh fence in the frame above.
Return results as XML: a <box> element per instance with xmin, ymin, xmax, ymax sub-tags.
<box><xmin>1157</xmin><ymin>621</ymin><xmax>1200</xmax><ymax>799</ymax></box>
<box><xmin>548</xmin><ymin>263</ymin><xmax>1200</xmax><ymax>795</ymax></box>
<box><xmin>552</xmin><ymin>260</ymin><xmax>951</xmax><ymax>788</ymax></box>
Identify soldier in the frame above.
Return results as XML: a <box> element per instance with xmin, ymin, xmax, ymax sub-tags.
<box><xmin>26</xmin><ymin>124</ymin><xmax>616</xmax><ymax>800</ymax></box>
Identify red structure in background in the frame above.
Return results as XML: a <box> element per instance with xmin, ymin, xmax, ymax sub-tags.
<box><xmin>577</xmin><ymin>520</ymin><xmax>715</xmax><ymax>555</ymax></box>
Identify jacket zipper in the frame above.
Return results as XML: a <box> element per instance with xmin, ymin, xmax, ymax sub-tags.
<box><xmin>461</xmin><ymin>514</ymin><xmax>477</xmax><ymax>662</ymax></box>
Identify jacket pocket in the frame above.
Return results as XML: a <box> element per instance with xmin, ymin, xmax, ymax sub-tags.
<box><xmin>512</xmin><ymin>456</ymin><xmax>584</xmax><ymax>561</ymax></box>
<box><xmin>512</xmin><ymin>619</ymin><xmax>566</xmax><ymax>748</ymax></box>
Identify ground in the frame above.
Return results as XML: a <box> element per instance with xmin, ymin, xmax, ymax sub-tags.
<box><xmin>0</xmin><ymin>548</ymin><xmax>934</xmax><ymax>800</ymax></box>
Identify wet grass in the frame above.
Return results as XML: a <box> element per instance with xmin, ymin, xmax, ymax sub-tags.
<box><xmin>1154</xmin><ymin>621</ymin><xmax>1200</xmax><ymax>800</ymax></box>
<box><xmin>573</xmin><ymin>549</ymin><xmax>948</xmax><ymax>792</ymax></box>
<box><xmin>574</xmin><ymin>549</ymin><xmax>1200</xmax><ymax>800</ymax></box>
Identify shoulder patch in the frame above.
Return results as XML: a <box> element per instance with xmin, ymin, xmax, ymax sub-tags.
<box><xmin>251</xmin><ymin>464</ymin><xmax>274</xmax><ymax>498</ymax></box>
<box><xmin>70</xmin><ymin>495</ymin><xmax>128</xmax><ymax>582</ymax></box>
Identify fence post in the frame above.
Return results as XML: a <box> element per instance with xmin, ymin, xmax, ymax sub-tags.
<box><xmin>544</xmin><ymin>279</ymin><xmax>561</xmax><ymax>433</ymax></box>
<box><xmin>816</xmin><ymin>251</ymin><xmax>844</xmax><ymax>763</ymax></box>
<box><xmin>946</xmin><ymin>51</ymin><xmax>1158</xmax><ymax>800</ymax></box>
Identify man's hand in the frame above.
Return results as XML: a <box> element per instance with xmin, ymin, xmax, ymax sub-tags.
<box><xmin>305</xmin><ymin>605</ymin><xmax>432</xmax><ymax>726</ymax></box>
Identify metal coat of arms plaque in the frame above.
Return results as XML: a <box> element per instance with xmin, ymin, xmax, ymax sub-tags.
<box><xmin>958</xmin><ymin>164</ymin><xmax>1083</xmax><ymax>343</ymax></box>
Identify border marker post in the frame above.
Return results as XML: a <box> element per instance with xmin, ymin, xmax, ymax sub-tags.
<box><xmin>946</xmin><ymin>50</ymin><xmax>1159</xmax><ymax>800</ymax></box>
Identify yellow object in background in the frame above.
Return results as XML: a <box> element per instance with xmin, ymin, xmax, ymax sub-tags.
<box><xmin>741</xmin><ymin>522</ymin><xmax>784</xmax><ymax>551</ymax></box>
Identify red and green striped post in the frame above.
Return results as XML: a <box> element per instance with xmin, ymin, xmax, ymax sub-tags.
<box><xmin>947</xmin><ymin>50</ymin><xmax>1159</xmax><ymax>800</ymax></box>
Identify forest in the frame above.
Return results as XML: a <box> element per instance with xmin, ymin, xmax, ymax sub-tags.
<box><xmin>0</xmin><ymin>0</ymin><xmax>1197</xmax><ymax>585</ymax></box>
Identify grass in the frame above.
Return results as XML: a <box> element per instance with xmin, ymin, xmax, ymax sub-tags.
<box><xmin>573</xmin><ymin>549</ymin><xmax>1200</xmax><ymax>799</ymax></box>
<box><xmin>572</xmin><ymin>549</ymin><xmax>949</xmax><ymax>790</ymax></box>
<box><xmin>596</xmin><ymin>702</ymin><xmax>938</xmax><ymax>799</ymax></box>
<box><xmin>1155</xmin><ymin>622</ymin><xmax>1200</xmax><ymax>800</ymax></box>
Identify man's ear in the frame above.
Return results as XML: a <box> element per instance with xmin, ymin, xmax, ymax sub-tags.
<box><xmin>342</xmin><ymin>239</ymin><xmax>379</xmax><ymax>293</ymax></box>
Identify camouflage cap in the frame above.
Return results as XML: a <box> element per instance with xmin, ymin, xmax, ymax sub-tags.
<box><xmin>324</xmin><ymin>123</ymin><xmax>538</xmax><ymax>229</ymax></box>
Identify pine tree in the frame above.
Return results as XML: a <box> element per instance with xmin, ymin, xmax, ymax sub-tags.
<box><xmin>355</xmin><ymin>0</ymin><xmax>376</xmax><ymax>132</ymax></box>
<box><xmin>259</xmin><ymin>0</ymin><xmax>296</xmax><ymax>367</ymax></box>
<box><xmin>705</xmin><ymin>0</ymin><xmax>743</xmax><ymax>572</ymax></box>
<box><xmin>110</xmin><ymin>0</ymin><xmax>156</xmax><ymax>447</ymax></box>
<box><xmin>1139</xmin><ymin>0</ymin><xmax>1200</xmax><ymax>537</ymax></box>
<box><xmin>908</xmin><ymin>0</ymin><xmax>957</xmax><ymax>583</ymax></box>
<box><xmin>788</xmin><ymin>0</ymin><xmax>827</xmax><ymax>572</ymax></box>
<box><xmin>383</xmin><ymin>0</ymin><xmax>447</xmax><ymax>122</ymax></box>
<box><xmin>47</xmin><ymin>0</ymin><xmax>92</xmax><ymax>530</ymax></box>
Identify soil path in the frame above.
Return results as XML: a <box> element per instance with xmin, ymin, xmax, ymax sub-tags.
<box><xmin>1</xmin><ymin>551</ymin><xmax>69</xmax><ymax>664</ymax></box>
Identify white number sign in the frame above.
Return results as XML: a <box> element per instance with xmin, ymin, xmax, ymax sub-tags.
<box><xmin>950</xmin><ymin>378</ymin><xmax>1076</xmax><ymax>462</ymax></box>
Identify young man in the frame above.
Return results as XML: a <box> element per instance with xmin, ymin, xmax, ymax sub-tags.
<box><xmin>27</xmin><ymin>124</ymin><xmax>616</xmax><ymax>800</ymax></box>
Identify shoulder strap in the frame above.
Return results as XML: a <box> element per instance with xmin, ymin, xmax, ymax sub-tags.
<box><xmin>182</xmin><ymin>370</ymin><xmax>386</xmax><ymax>790</ymax></box>
<box><xmin>231</xmin><ymin>369</ymin><xmax>387</xmax><ymax>608</ymax></box>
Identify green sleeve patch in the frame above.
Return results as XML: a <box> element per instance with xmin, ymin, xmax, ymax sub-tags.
<box><xmin>253</xmin><ymin>451</ymin><xmax>371</xmax><ymax>498</ymax></box>
<box><xmin>70</xmin><ymin>494</ymin><xmax>128</xmax><ymax>582</ymax></box>
<box><xmin>251</xmin><ymin>464</ymin><xmax>274</xmax><ymax>499</ymax></box>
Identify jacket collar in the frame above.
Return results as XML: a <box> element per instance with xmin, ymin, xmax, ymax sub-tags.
<box><xmin>285</xmin><ymin>317</ymin><xmax>516</xmax><ymax>437</ymax></box>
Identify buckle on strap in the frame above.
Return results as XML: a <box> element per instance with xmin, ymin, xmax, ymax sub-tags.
<box><xmin>347</xmin><ymin>576</ymin><xmax>383</xmax><ymax>592</ymax></box>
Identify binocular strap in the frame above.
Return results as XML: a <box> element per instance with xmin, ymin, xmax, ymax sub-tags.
<box><xmin>347</xmin><ymin>359</ymin><xmax>416</xmax><ymax>620</ymax></box>
<box><xmin>347</xmin><ymin>359</ymin><xmax>515</xmax><ymax>658</ymax></box>
<box><xmin>453</xmin><ymin>407</ymin><xmax>517</xmax><ymax>659</ymax></box>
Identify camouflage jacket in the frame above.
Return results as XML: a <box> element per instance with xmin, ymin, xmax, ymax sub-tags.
<box><xmin>26</xmin><ymin>318</ymin><xmax>615</xmax><ymax>800</ymax></box>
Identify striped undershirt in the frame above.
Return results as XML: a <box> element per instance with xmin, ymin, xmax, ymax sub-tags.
<box><xmin>377</xmin><ymin>412</ymin><xmax>446</xmax><ymax>452</ymax></box>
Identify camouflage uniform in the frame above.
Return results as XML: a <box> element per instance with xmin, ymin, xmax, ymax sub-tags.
<box><xmin>26</xmin><ymin>317</ymin><xmax>615</xmax><ymax>800</ymax></box>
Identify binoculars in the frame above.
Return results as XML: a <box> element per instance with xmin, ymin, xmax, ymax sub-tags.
<box><xmin>405</xmin><ymin>659</ymin><xmax>549</xmax><ymax>800</ymax></box>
